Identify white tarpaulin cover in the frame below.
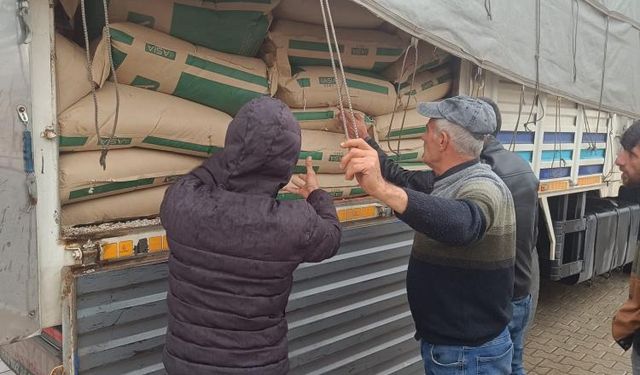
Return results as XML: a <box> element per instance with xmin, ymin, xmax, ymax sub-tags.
<box><xmin>354</xmin><ymin>0</ymin><xmax>640</xmax><ymax>118</ymax></box>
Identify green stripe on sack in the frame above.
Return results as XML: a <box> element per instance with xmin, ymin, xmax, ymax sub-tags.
<box><xmin>111</xmin><ymin>47</ymin><xmax>127</xmax><ymax>70</ymax></box>
<box><xmin>289</xmin><ymin>56</ymin><xmax>335</xmax><ymax>67</ymax></box>
<box><xmin>316</xmin><ymin>76</ymin><xmax>388</xmax><ymax>94</ymax></box>
<box><xmin>68</xmin><ymin>178</ymin><xmax>155</xmax><ymax>200</ymax></box>
<box><xmin>131</xmin><ymin>76</ymin><xmax>160</xmax><ymax>91</ymax></box>
<box><xmin>372</xmin><ymin>61</ymin><xmax>392</xmax><ymax>71</ymax></box>
<box><xmin>126</xmin><ymin>11</ymin><xmax>155</xmax><ymax>27</ymax></box>
<box><xmin>350</xmin><ymin>187</ymin><xmax>365</xmax><ymax>196</ymax></box>
<box><xmin>186</xmin><ymin>55</ymin><xmax>268</xmax><ymax>87</ymax></box>
<box><xmin>299</xmin><ymin>151</ymin><xmax>323</xmax><ymax>160</ymax></box>
<box><xmin>294</xmin><ymin>165</ymin><xmax>320</xmax><ymax>174</ymax></box>
<box><xmin>388</xmin><ymin>152</ymin><xmax>420</xmax><ymax>161</ymax></box>
<box><xmin>142</xmin><ymin>136</ymin><xmax>222</xmax><ymax>154</ymax></box>
<box><xmin>277</xmin><ymin>192</ymin><xmax>301</xmax><ymax>201</ymax></box>
<box><xmin>59</xmin><ymin>136</ymin><xmax>88</xmax><ymax>147</ymax></box>
<box><xmin>109</xmin><ymin>28</ymin><xmax>134</xmax><ymax>45</ymax></box>
<box><xmin>297</xmin><ymin>78</ymin><xmax>311</xmax><ymax>88</ymax></box>
<box><xmin>376</xmin><ymin>48</ymin><xmax>403</xmax><ymax>56</ymax></box>
<box><xmin>171</xmin><ymin>5</ymin><xmax>269</xmax><ymax>56</ymax></box>
<box><xmin>293</xmin><ymin>111</ymin><xmax>335</xmax><ymax>121</ymax></box>
<box><xmin>174</xmin><ymin>72</ymin><xmax>264</xmax><ymax>115</ymax></box>
<box><xmin>387</xmin><ymin>127</ymin><xmax>427</xmax><ymax>138</ymax></box>
<box><xmin>346</xmin><ymin>78</ymin><xmax>388</xmax><ymax>94</ymax></box>
<box><xmin>289</xmin><ymin>40</ymin><xmax>343</xmax><ymax>53</ymax></box>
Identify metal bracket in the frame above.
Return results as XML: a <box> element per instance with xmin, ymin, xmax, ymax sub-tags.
<box><xmin>65</xmin><ymin>240</ymin><xmax>100</xmax><ymax>266</ymax></box>
<box><xmin>17</xmin><ymin>0</ymin><xmax>31</xmax><ymax>44</ymax></box>
<box><xmin>41</xmin><ymin>127</ymin><xmax>58</xmax><ymax>140</ymax></box>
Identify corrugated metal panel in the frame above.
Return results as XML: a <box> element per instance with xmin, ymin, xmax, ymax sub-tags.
<box><xmin>64</xmin><ymin>219</ymin><xmax>420</xmax><ymax>374</ymax></box>
<box><xmin>63</xmin><ymin>262</ymin><xmax>169</xmax><ymax>375</ymax></box>
<box><xmin>287</xmin><ymin>219</ymin><xmax>420</xmax><ymax>375</ymax></box>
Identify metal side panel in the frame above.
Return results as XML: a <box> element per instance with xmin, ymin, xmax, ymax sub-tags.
<box><xmin>0</xmin><ymin>0</ymin><xmax>41</xmax><ymax>345</ymax></box>
<box><xmin>287</xmin><ymin>219</ymin><xmax>419</xmax><ymax>375</ymax></box>
<box><xmin>63</xmin><ymin>259</ymin><xmax>169</xmax><ymax>375</ymax></box>
<box><xmin>63</xmin><ymin>219</ymin><xmax>418</xmax><ymax>374</ymax></box>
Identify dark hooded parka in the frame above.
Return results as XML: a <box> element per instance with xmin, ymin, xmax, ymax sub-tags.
<box><xmin>160</xmin><ymin>97</ymin><xmax>342</xmax><ymax>374</ymax></box>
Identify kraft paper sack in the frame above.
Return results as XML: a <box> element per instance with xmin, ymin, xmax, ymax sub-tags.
<box><xmin>279</xmin><ymin>173</ymin><xmax>366</xmax><ymax>201</ymax></box>
<box><xmin>59</xmin><ymin>149</ymin><xmax>203</xmax><ymax>204</ymax></box>
<box><xmin>376</xmin><ymin>108</ymin><xmax>427</xmax><ymax>140</ymax></box>
<box><xmin>62</xmin><ymin>185</ymin><xmax>168</xmax><ymax>226</ymax></box>
<box><xmin>273</xmin><ymin>0</ymin><xmax>383</xmax><ymax>29</ymax></box>
<box><xmin>107</xmin><ymin>0</ymin><xmax>280</xmax><ymax>56</ymax></box>
<box><xmin>58</xmin><ymin>82</ymin><xmax>231</xmax><ymax>157</ymax></box>
<box><xmin>292</xmin><ymin>107</ymin><xmax>372</xmax><ymax>133</ymax></box>
<box><xmin>55</xmin><ymin>33</ymin><xmax>105</xmax><ymax>114</ymax></box>
<box><xmin>93</xmin><ymin>22</ymin><xmax>276</xmax><ymax>116</ymax></box>
<box><xmin>265</xmin><ymin>20</ymin><xmax>405</xmax><ymax>77</ymax></box>
<box><xmin>380</xmin><ymin>138</ymin><xmax>425</xmax><ymax>163</ymax></box>
<box><xmin>299</xmin><ymin>130</ymin><xmax>347</xmax><ymax>174</ymax></box>
<box><xmin>382</xmin><ymin>42</ymin><xmax>452</xmax><ymax>83</ymax></box>
<box><xmin>397</xmin><ymin>67</ymin><xmax>453</xmax><ymax>110</ymax></box>
<box><xmin>277</xmin><ymin>66</ymin><xmax>396</xmax><ymax>116</ymax></box>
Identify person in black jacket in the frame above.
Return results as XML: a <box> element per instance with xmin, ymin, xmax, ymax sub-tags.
<box><xmin>341</xmin><ymin>96</ymin><xmax>539</xmax><ymax>374</ymax></box>
<box><xmin>160</xmin><ymin>97</ymin><xmax>341</xmax><ymax>375</ymax></box>
<box><xmin>478</xmin><ymin>98</ymin><xmax>539</xmax><ymax>375</ymax></box>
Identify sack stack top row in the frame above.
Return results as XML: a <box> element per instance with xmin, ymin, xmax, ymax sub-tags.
<box><xmin>55</xmin><ymin>0</ymin><xmax>447</xmax><ymax>227</ymax></box>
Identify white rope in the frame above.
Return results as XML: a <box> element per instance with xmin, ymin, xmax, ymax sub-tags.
<box><xmin>80</xmin><ymin>0</ymin><xmax>120</xmax><ymax>170</ymax></box>
<box><xmin>319</xmin><ymin>0</ymin><xmax>358</xmax><ymax>139</ymax></box>
<box><xmin>386</xmin><ymin>37</ymin><xmax>419</xmax><ymax>156</ymax></box>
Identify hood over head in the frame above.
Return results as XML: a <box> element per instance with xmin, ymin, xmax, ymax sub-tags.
<box><xmin>195</xmin><ymin>96</ymin><xmax>301</xmax><ymax>196</ymax></box>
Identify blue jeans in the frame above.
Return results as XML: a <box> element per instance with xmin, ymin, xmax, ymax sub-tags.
<box><xmin>421</xmin><ymin>327</ymin><xmax>513</xmax><ymax>374</ymax></box>
<box><xmin>632</xmin><ymin>344</ymin><xmax>640</xmax><ymax>375</ymax></box>
<box><xmin>508</xmin><ymin>294</ymin><xmax>533</xmax><ymax>375</ymax></box>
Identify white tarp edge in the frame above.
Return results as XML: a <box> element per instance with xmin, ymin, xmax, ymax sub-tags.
<box><xmin>353</xmin><ymin>0</ymin><xmax>640</xmax><ymax>118</ymax></box>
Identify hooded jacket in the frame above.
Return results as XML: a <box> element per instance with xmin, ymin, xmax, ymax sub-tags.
<box><xmin>160</xmin><ymin>97</ymin><xmax>342</xmax><ymax>374</ymax></box>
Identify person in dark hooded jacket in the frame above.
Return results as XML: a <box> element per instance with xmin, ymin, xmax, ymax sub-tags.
<box><xmin>160</xmin><ymin>96</ymin><xmax>342</xmax><ymax>375</ymax></box>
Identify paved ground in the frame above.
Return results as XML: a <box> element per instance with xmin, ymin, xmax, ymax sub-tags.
<box><xmin>525</xmin><ymin>270</ymin><xmax>632</xmax><ymax>375</ymax></box>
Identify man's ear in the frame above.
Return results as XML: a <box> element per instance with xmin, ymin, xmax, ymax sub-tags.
<box><xmin>439</xmin><ymin>130</ymin><xmax>449</xmax><ymax>151</ymax></box>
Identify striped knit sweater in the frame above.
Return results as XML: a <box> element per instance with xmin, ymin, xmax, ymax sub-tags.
<box><xmin>397</xmin><ymin>162</ymin><xmax>516</xmax><ymax>346</ymax></box>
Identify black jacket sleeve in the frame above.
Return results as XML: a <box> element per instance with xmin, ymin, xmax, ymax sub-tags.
<box><xmin>396</xmin><ymin>188</ymin><xmax>486</xmax><ymax>246</ymax></box>
<box><xmin>302</xmin><ymin>189</ymin><xmax>342</xmax><ymax>262</ymax></box>
<box><xmin>366</xmin><ymin>138</ymin><xmax>435</xmax><ymax>193</ymax></box>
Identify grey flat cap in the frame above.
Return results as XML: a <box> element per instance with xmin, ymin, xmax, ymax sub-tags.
<box><xmin>417</xmin><ymin>95</ymin><xmax>497</xmax><ymax>135</ymax></box>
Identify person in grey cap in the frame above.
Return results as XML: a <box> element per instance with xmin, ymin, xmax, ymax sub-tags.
<box><xmin>340</xmin><ymin>95</ymin><xmax>517</xmax><ymax>374</ymax></box>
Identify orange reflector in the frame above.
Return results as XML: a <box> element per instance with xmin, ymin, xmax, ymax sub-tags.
<box><xmin>337</xmin><ymin>205</ymin><xmax>380</xmax><ymax>222</ymax></box>
<box><xmin>162</xmin><ymin>235</ymin><xmax>169</xmax><ymax>250</ymax></box>
<box><xmin>578</xmin><ymin>176</ymin><xmax>602</xmax><ymax>186</ymax></box>
<box><xmin>102</xmin><ymin>243</ymin><xmax>118</xmax><ymax>260</ymax></box>
<box><xmin>148</xmin><ymin>236</ymin><xmax>164</xmax><ymax>253</ymax></box>
<box><xmin>539</xmin><ymin>180</ymin><xmax>570</xmax><ymax>193</ymax></box>
<box><xmin>119</xmin><ymin>240</ymin><xmax>134</xmax><ymax>257</ymax></box>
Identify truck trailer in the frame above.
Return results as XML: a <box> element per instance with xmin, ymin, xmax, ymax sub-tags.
<box><xmin>1</xmin><ymin>0</ymin><xmax>640</xmax><ymax>374</ymax></box>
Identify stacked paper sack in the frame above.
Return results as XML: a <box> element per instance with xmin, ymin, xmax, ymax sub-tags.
<box><xmin>56</xmin><ymin>0</ymin><xmax>448</xmax><ymax>227</ymax></box>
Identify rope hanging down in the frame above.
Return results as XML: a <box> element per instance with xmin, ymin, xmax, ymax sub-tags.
<box><xmin>80</xmin><ymin>0</ymin><xmax>121</xmax><ymax>170</ymax></box>
<box><xmin>319</xmin><ymin>0</ymin><xmax>358</xmax><ymax>140</ymax></box>
<box><xmin>386</xmin><ymin>37</ymin><xmax>420</xmax><ymax>157</ymax></box>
